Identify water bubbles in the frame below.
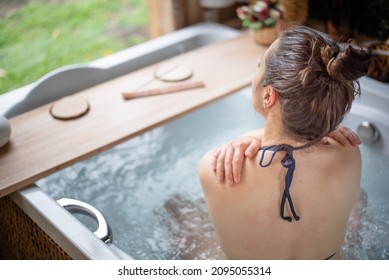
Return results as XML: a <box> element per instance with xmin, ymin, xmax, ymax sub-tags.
<box><xmin>37</xmin><ymin>90</ymin><xmax>389</xmax><ymax>259</ymax></box>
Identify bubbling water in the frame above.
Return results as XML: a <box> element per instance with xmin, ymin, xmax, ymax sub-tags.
<box><xmin>38</xmin><ymin>88</ymin><xmax>389</xmax><ymax>259</ymax></box>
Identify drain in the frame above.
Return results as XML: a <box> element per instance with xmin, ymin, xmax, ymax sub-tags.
<box><xmin>357</xmin><ymin>121</ymin><xmax>380</xmax><ymax>144</ymax></box>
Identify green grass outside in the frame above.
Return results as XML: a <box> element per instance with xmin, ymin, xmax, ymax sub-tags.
<box><xmin>0</xmin><ymin>0</ymin><xmax>149</xmax><ymax>95</ymax></box>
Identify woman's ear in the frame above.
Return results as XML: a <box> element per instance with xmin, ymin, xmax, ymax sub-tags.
<box><xmin>262</xmin><ymin>86</ymin><xmax>278</xmax><ymax>109</ymax></box>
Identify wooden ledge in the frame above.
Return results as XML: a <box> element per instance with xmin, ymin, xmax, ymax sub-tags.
<box><xmin>0</xmin><ymin>33</ymin><xmax>265</xmax><ymax>197</ymax></box>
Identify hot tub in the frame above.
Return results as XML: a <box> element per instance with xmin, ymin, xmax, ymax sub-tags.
<box><xmin>20</xmin><ymin>79</ymin><xmax>389</xmax><ymax>260</ymax></box>
<box><xmin>1</xmin><ymin>23</ymin><xmax>388</xmax><ymax>259</ymax></box>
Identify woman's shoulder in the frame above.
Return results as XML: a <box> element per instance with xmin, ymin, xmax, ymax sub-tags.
<box><xmin>297</xmin><ymin>138</ymin><xmax>362</xmax><ymax>195</ymax></box>
<box><xmin>199</xmin><ymin>138</ymin><xmax>362</xmax><ymax>191</ymax></box>
<box><xmin>198</xmin><ymin>150</ymin><xmax>221</xmax><ymax>194</ymax></box>
<box><xmin>314</xmin><ymin>137</ymin><xmax>361</xmax><ymax>166</ymax></box>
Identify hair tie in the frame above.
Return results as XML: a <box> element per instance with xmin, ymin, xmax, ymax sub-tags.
<box><xmin>326</xmin><ymin>56</ymin><xmax>336</xmax><ymax>76</ymax></box>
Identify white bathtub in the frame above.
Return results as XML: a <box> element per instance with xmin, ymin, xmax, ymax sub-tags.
<box><xmin>0</xmin><ymin>23</ymin><xmax>240</xmax><ymax>260</ymax></box>
<box><xmin>35</xmin><ymin>80</ymin><xmax>389</xmax><ymax>260</ymax></box>
<box><xmin>1</xmin><ymin>23</ymin><xmax>388</xmax><ymax>259</ymax></box>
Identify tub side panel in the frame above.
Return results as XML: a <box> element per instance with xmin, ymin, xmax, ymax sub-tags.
<box><xmin>9</xmin><ymin>186</ymin><xmax>127</xmax><ymax>259</ymax></box>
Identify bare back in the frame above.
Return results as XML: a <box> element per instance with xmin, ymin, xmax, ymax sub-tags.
<box><xmin>199</xmin><ymin>138</ymin><xmax>361</xmax><ymax>259</ymax></box>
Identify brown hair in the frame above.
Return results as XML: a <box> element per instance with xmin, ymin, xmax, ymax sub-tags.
<box><xmin>262</xmin><ymin>26</ymin><xmax>372</xmax><ymax>145</ymax></box>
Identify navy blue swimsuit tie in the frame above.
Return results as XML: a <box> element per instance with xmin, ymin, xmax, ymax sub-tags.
<box><xmin>259</xmin><ymin>144</ymin><xmax>308</xmax><ymax>222</ymax></box>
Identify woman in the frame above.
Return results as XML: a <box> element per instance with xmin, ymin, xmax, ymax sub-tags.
<box><xmin>199</xmin><ymin>26</ymin><xmax>371</xmax><ymax>259</ymax></box>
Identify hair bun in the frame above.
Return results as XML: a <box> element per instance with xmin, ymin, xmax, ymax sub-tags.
<box><xmin>321</xmin><ymin>44</ymin><xmax>372</xmax><ymax>81</ymax></box>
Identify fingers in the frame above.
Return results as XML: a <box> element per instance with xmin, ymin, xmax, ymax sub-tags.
<box><xmin>224</xmin><ymin>145</ymin><xmax>234</xmax><ymax>185</ymax></box>
<box><xmin>232</xmin><ymin>144</ymin><xmax>245</xmax><ymax>184</ymax></box>
<box><xmin>328</xmin><ymin>130</ymin><xmax>349</xmax><ymax>147</ymax></box>
<box><xmin>220</xmin><ymin>142</ymin><xmax>243</xmax><ymax>185</ymax></box>
<box><xmin>211</xmin><ymin>148</ymin><xmax>221</xmax><ymax>173</ymax></box>
<box><xmin>245</xmin><ymin>138</ymin><xmax>262</xmax><ymax>158</ymax></box>
<box><xmin>212</xmin><ymin>141</ymin><xmax>247</xmax><ymax>185</ymax></box>
<box><xmin>216</xmin><ymin>147</ymin><xmax>227</xmax><ymax>183</ymax></box>
<box><xmin>327</xmin><ymin>126</ymin><xmax>361</xmax><ymax>147</ymax></box>
<box><xmin>211</xmin><ymin>136</ymin><xmax>261</xmax><ymax>185</ymax></box>
<box><xmin>340</xmin><ymin>126</ymin><xmax>362</xmax><ymax>146</ymax></box>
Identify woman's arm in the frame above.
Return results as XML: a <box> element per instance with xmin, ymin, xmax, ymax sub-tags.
<box><xmin>212</xmin><ymin>126</ymin><xmax>361</xmax><ymax>185</ymax></box>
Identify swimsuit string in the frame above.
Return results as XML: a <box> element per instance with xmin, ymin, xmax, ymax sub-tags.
<box><xmin>259</xmin><ymin>144</ymin><xmax>308</xmax><ymax>222</ymax></box>
<box><xmin>325</xmin><ymin>252</ymin><xmax>336</xmax><ymax>260</ymax></box>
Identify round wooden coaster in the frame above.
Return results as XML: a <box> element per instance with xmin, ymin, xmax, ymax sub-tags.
<box><xmin>154</xmin><ymin>64</ymin><xmax>193</xmax><ymax>82</ymax></box>
<box><xmin>50</xmin><ymin>96</ymin><xmax>89</xmax><ymax>120</ymax></box>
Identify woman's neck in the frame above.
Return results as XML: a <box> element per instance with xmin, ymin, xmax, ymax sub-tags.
<box><xmin>261</xmin><ymin>113</ymin><xmax>307</xmax><ymax>148</ymax></box>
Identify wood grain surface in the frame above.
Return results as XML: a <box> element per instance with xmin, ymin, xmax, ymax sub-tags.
<box><xmin>0</xmin><ymin>33</ymin><xmax>265</xmax><ymax>197</ymax></box>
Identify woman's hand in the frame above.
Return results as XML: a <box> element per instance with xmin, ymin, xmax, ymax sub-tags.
<box><xmin>321</xmin><ymin>125</ymin><xmax>361</xmax><ymax>147</ymax></box>
<box><xmin>211</xmin><ymin>136</ymin><xmax>261</xmax><ymax>185</ymax></box>
<box><xmin>212</xmin><ymin>125</ymin><xmax>361</xmax><ymax>185</ymax></box>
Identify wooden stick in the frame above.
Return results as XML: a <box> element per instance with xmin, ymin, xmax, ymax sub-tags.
<box><xmin>122</xmin><ymin>81</ymin><xmax>205</xmax><ymax>100</ymax></box>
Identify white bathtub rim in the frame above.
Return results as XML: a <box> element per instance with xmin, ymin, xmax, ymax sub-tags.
<box><xmin>10</xmin><ymin>185</ymin><xmax>133</xmax><ymax>260</ymax></box>
<box><xmin>90</xmin><ymin>22</ymin><xmax>239</xmax><ymax>69</ymax></box>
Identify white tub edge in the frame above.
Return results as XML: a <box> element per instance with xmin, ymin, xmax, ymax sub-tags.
<box><xmin>10</xmin><ymin>185</ymin><xmax>133</xmax><ymax>260</ymax></box>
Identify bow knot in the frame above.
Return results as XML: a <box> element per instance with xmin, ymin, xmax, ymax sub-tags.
<box><xmin>259</xmin><ymin>144</ymin><xmax>307</xmax><ymax>222</ymax></box>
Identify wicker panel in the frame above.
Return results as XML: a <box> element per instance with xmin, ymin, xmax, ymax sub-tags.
<box><xmin>248</xmin><ymin>0</ymin><xmax>309</xmax><ymax>25</ymax></box>
<box><xmin>280</xmin><ymin>0</ymin><xmax>309</xmax><ymax>25</ymax></box>
<box><xmin>0</xmin><ymin>195</ymin><xmax>72</xmax><ymax>260</ymax></box>
<box><xmin>250</xmin><ymin>28</ymin><xmax>278</xmax><ymax>46</ymax></box>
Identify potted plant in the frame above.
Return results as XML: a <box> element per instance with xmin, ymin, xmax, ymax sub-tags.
<box><xmin>236</xmin><ymin>0</ymin><xmax>284</xmax><ymax>46</ymax></box>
